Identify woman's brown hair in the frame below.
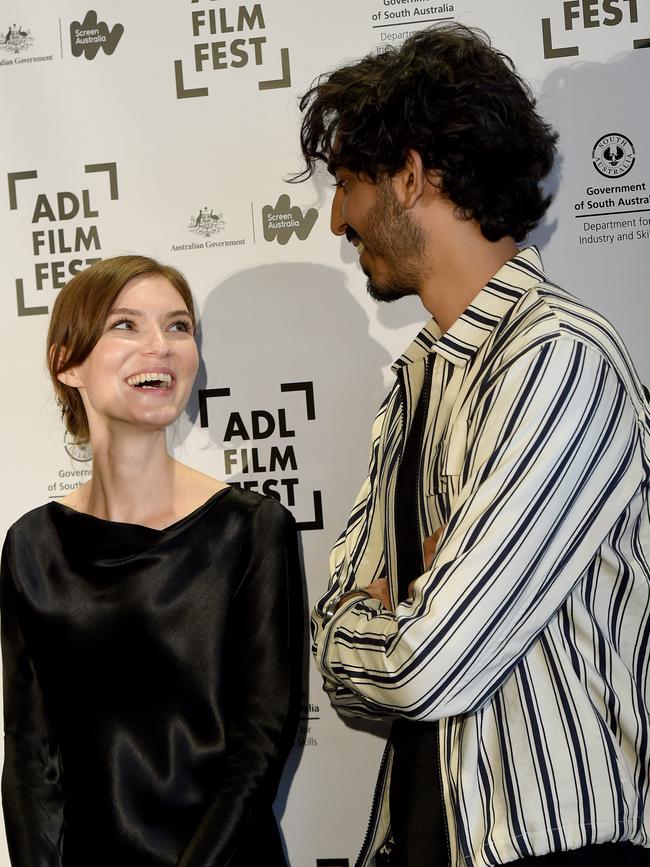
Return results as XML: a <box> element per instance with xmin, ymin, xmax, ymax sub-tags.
<box><xmin>47</xmin><ymin>255</ymin><xmax>196</xmax><ymax>444</ymax></box>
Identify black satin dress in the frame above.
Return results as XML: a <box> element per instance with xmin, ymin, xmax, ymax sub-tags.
<box><xmin>0</xmin><ymin>488</ymin><xmax>303</xmax><ymax>867</ymax></box>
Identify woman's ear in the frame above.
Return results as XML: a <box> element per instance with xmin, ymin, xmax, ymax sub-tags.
<box><xmin>57</xmin><ymin>368</ymin><xmax>82</xmax><ymax>388</ymax></box>
<box><xmin>50</xmin><ymin>345</ymin><xmax>83</xmax><ymax>388</ymax></box>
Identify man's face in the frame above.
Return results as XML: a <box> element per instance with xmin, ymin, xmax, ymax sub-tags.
<box><xmin>331</xmin><ymin>167</ymin><xmax>425</xmax><ymax>302</ymax></box>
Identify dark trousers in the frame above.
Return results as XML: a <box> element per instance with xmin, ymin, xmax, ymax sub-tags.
<box><xmin>511</xmin><ymin>841</ymin><xmax>647</xmax><ymax>866</ymax></box>
<box><xmin>387</xmin><ymin>841</ymin><xmax>646</xmax><ymax>866</ymax></box>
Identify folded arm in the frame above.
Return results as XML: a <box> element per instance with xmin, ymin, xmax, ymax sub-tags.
<box><xmin>315</xmin><ymin>340</ymin><xmax>644</xmax><ymax>720</ymax></box>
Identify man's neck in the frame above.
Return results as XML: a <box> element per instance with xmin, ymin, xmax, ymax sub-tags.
<box><xmin>418</xmin><ymin>232</ymin><xmax>519</xmax><ymax>333</ymax></box>
<box><xmin>409</xmin><ymin>189</ymin><xmax>519</xmax><ymax>332</ymax></box>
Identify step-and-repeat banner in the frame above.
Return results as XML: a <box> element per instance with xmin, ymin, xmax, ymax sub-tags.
<box><xmin>1</xmin><ymin>1</ymin><xmax>649</xmax><ymax>864</ymax></box>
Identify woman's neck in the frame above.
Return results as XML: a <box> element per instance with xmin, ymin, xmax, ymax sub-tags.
<box><xmin>73</xmin><ymin>426</ymin><xmax>181</xmax><ymax>528</ymax></box>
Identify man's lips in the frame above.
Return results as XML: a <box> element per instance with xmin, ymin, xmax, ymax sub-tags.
<box><xmin>345</xmin><ymin>227</ymin><xmax>365</xmax><ymax>253</ymax></box>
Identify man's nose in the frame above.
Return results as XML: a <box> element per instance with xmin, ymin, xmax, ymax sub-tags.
<box><xmin>330</xmin><ymin>187</ymin><xmax>347</xmax><ymax>236</ymax></box>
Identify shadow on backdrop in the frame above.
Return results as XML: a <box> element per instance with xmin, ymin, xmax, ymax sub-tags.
<box><xmin>532</xmin><ymin>47</ymin><xmax>650</xmax><ymax>378</ymax></box>
<box><xmin>176</xmin><ymin>263</ymin><xmax>396</xmax><ymax>827</ymax></box>
<box><xmin>181</xmin><ymin>262</ymin><xmax>392</xmax><ymax>510</ymax></box>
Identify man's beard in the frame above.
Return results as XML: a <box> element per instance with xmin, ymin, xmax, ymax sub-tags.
<box><xmin>355</xmin><ymin>180</ymin><xmax>426</xmax><ymax>303</ymax></box>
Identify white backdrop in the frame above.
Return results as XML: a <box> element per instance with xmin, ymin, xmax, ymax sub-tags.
<box><xmin>1</xmin><ymin>1</ymin><xmax>649</xmax><ymax>865</ymax></box>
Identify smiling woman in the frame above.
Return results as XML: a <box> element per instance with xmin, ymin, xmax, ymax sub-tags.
<box><xmin>1</xmin><ymin>255</ymin><xmax>303</xmax><ymax>867</ymax></box>
<box><xmin>47</xmin><ymin>256</ymin><xmax>197</xmax><ymax>445</ymax></box>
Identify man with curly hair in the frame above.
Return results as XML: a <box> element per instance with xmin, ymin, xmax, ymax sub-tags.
<box><xmin>303</xmin><ymin>24</ymin><xmax>650</xmax><ymax>867</ymax></box>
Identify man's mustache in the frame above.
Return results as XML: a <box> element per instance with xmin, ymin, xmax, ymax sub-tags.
<box><xmin>345</xmin><ymin>226</ymin><xmax>360</xmax><ymax>244</ymax></box>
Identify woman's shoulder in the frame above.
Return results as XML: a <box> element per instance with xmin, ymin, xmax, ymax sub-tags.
<box><xmin>175</xmin><ymin>462</ymin><xmax>293</xmax><ymax>528</ymax></box>
<box><xmin>223</xmin><ymin>486</ymin><xmax>296</xmax><ymax>529</ymax></box>
<box><xmin>2</xmin><ymin>503</ymin><xmax>56</xmax><ymax>569</ymax></box>
<box><xmin>5</xmin><ymin>503</ymin><xmax>53</xmax><ymax>538</ymax></box>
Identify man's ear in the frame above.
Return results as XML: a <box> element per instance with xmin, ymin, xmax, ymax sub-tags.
<box><xmin>394</xmin><ymin>149</ymin><xmax>426</xmax><ymax>210</ymax></box>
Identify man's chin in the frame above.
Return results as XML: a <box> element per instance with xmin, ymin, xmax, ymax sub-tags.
<box><xmin>365</xmin><ymin>277</ymin><xmax>414</xmax><ymax>304</ymax></box>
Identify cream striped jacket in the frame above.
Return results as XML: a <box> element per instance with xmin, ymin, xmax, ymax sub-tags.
<box><xmin>312</xmin><ymin>247</ymin><xmax>650</xmax><ymax>866</ymax></box>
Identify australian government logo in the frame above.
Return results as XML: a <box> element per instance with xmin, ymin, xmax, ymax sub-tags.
<box><xmin>171</xmin><ymin>205</ymin><xmax>245</xmax><ymax>252</ymax></box>
<box><xmin>7</xmin><ymin>162</ymin><xmax>119</xmax><ymax>316</ymax></box>
<box><xmin>189</xmin><ymin>206</ymin><xmax>225</xmax><ymax>237</ymax></box>
<box><xmin>592</xmin><ymin>133</ymin><xmax>635</xmax><ymax>178</ymax></box>
<box><xmin>0</xmin><ymin>24</ymin><xmax>53</xmax><ymax>66</ymax></box>
<box><xmin>173</xmin><ymin>3</ymin><xmax>291</xmax><ymax>100</ymax></box>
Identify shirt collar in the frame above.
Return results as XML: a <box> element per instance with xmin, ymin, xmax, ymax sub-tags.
<box><xmin>392</xmin><ymin>246</ymin><xmax>547</xmax><ymax>372</ymax></box>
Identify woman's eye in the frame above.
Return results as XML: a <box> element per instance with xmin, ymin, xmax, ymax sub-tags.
<box><xmin>110</xmin><ymin>319</ymin><xmax>135</xmax><ymax>331</ymax></box>
<box><xmin>170</xmin><ymin>320</ymin><xmax>193</xmax><ymax>333</ymax></box>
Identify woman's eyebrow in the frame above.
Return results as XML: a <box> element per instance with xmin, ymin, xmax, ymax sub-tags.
<box><xmin>108</xmin><ymin>307</ymin><xmax>142</xmax><ymax>317</ymax></box>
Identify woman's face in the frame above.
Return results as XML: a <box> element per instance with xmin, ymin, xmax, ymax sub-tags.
<box><xmin>62</xmin><ymin>274</ymin><xmax>199</xmax><ymax>436</ymax></box>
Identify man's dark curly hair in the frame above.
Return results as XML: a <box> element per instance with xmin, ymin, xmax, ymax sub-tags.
<box><xmin>294</xmin><ymin>24</ymin><xmax>558</xmax><ymax>242</ymax></box>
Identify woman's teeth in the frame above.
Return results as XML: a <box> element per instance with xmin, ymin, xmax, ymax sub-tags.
<box><xmin>126</xmin><ymin>372</ymin><xmax>172</xmax><ymax>388</ymax></box>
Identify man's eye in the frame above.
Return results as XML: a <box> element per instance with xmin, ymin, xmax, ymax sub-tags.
<box><xmin>333</xmin><ymin>178</ymin><xmax>348</xmax><ymax>190</ymax></box>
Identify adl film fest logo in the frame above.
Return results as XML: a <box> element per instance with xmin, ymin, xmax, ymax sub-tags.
<box><xmin>6</xmin><ymin>163</ymin><xmax>119</xmax><ymax>316</ymax></box>
<box><xmin>174</xmin><ymin>2</ymin><xmax>291</xmax><ymax>99</ymax></box>
<box><xmin>198</xmin><ymin>382</ymin><xmax>323</xmax><ymax>530</ymax></box>
<box><xmin>540</xmin><ymin>0</ymin><xmax>649</xmax><ymax>57</ymax></box>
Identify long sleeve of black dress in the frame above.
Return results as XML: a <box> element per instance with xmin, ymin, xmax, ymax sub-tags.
<box><xmin>177</xmin><ymin>496</ymin><xmax>303</xmax><ymax>867</ymax></box>
<box><xmin>1</xmin><ymin>533</ymin><xmax>64</xmax><ymax>866</ymax></box>
<box><xmin>1</xmin><ymin>488</ymin><xmax>303</xmax><ymax>867</ymax></box>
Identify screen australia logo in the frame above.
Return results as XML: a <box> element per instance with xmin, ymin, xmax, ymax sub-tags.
<box><xmin>262</xmin><ymin>194</ymin><xmax>318</xmax><ymax>244</ymax></box>
<box><xmin>70</xmin><ymin>10</ymin><xmax>123</xmax><ymax>59</ymax></box>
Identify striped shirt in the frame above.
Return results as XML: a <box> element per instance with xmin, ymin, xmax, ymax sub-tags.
<box><xmin>312</xmin><ymin>247</ymin><xmax>650</xmax><ymax>866</ymax></box>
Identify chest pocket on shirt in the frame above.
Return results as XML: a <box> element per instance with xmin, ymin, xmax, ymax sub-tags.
<box><xmin>425</xmin><ymin>423</ymin><xmax>467</xmax><ymax>525</ymax></box>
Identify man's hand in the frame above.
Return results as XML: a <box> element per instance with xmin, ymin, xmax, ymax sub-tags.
<box><xmin>363</xmin><ymin>577</ymin><xmax>392</xmax><ymax>610</ymax></box>
<box><xmin>335</xmin><ymin>528</ymin><xmax>445</xmax><ymax>616</ymax></box>
<box><xmin>407</xmin><ymin>527</ymin><xmax>445</xmax><ymax>597</ymax></box>
<box><xmin>423</xmin><ymin>526</ymin><xmax>444</xmax><ymax>570</ymax></box>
